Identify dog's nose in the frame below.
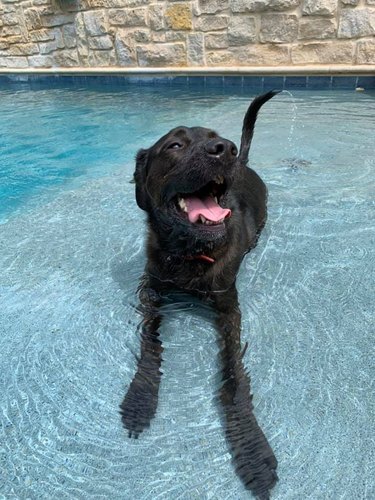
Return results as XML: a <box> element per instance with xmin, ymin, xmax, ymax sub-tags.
<box><xmin>205</xmin><ymin>139</ymin><xmax>238</xmax><ymax>158</ymax></box>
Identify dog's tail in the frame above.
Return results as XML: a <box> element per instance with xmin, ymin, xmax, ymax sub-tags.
<box><xmin>239</xmin><ymin>90</ymin><xmax>280</xmax><ymax>165</ymax></box>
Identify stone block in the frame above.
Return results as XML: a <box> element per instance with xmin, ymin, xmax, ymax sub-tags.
<box><xmin>356</xmin><ymin>39</ymin><xmax>375</xmax><ymax>63</ymax></box>
<box><xmin>74</xmin><ymin>12</ymin><xmax>85</xmax><ymax>36</ymax></box>
<box><xmin>53</xmin><ymin>49</ymin><xmax>80</xmax><ymax>66</ymax></box>
<box><xmin>166</xmin><ymin>31</ymin><xmax>187</xmax><ymax>41</ymax></box>
<box><xmin>88</xmin><ymin>49</ymin><xmax>117</xmax><ymax>66</ymax></box>
<box><xmin>1</xmin><ymin>25</ymin><xmax>22</xmax><ymax>36</ymax></box>
<box><xmin>3</xmin><ymin>56</ymin><xmax>28</xmax><ymax>68</ymax></box>
<box><xmin>195</xmin><ymin>0</ymin><xmax>229</xmax><ymax>15</ymax></box>
<box><xmin>83</xmin><ymin>10</ymin><xmax>108</xmax><ymax>36</ymax></box>
<box><xmin>130</xmin><ymin>29</ymin><xmax>151</xmax><ymax>43</ymax></box>
<box><xmin>2</xmin><ymin>13</ymin><xmax>19</xmax><ymax>25</ymax></box>
<box><xmin>194</xmin><ymin>15</ymin><xmax>229</xmax><ymax>31</ymax></box>
<box><xmin>43</xmin><ymin>14</ymin><xmax>75</xmax><ymax>27</ymax></box>
<box><xmin>228</xmin><ymin>16</ymin><xmax>256</xmax><ymax>45</ymax></box>
<box><xmin>3</xmin><ymin>43</ymin><xmax>39</xmax><ymax>56</ymax></box>
<box><xmin>29</xmin><ymin>29</ymin><xmax>56</xmax><ymax>42</ymax></box>
<box><xmin>165</xmin><ymin>4</ymin><xmax>192</xmax><ymax>30</ymax></box>
<box><xmin>341</xmin><ymin>0</ymin><xmax>359</xmax><ymax>5</ymax></box>
<box><xmin>149</xmin><ymin>4</ymin><xmax>164</xmax><ymax>31</ymax></box>
<box><xmin>88</xmin><ymin>35</ymin><xmax>113</xmax><ymax>49</ymax></box>
<box><xmin>260</xmin><ymin>14</ymin><xmax>298</xmax><ymax>42</ymax></box>
<box><xmin>291</xmin><ymin>41</ymin><xmax>354</xmax><ymax>64</ymax></box>
<box><xmin>108</xmin><ymin>8</ymin><xmax>147</xmax><ymax>27</ymax></box>
<box><xmin>302</xmin><ymin>0</ymin><xmax>338</xmax><ymax>17</ymax></box>
<box><xmin>206</xmin><ymin>44</ymin><xmax>290</xmax><ymax>65</ymax></box>
<box><xmin>298</xmin><ymin>17</ymin><xmax>337</xmax><ymax>39</ymax></box>
<box><xmin>203</xmin><ymin>50</ymin><xmax>230</xmax><ymax>66</ymax></box>
<box><xmin>137</xmin><ymin>43</ymin><xmax>187</xmax><ymax>66</ymax></box>
<box><xmin>233</xmin><ymin>44</ymin><xmax>290</xmax><ymax>64</ymax></box>
<box><xmin>205</xmin><ymin>33</ymin><xmax>229</xmax><ymax>49</ymax></box>
<box><xmin>338</xmin><ymin>9</ymin><xmax>375</xmax><ymax>38</ymax></box>
<box><xmin>62</xmin><ymin>24</ymin><xmax>77</xmax><ymax>48</ymax></box>
<box><xmin>230</xmin><ymin>0</ymin><xmax>300</xmax><ymax>13</ymax></box>
<box><xmin>75</xmin><ymin>13</ymin><xmax>89</xmax><ymax>57</ymax></box>
<box><xmin>115</xmin><ymin>29</ymin><xmax>137</xmax><ymax>65</ymax></box>
<box><xmin>0</xmin><ymin>35</ymin><xmax>23</xmax><ymax>45</ymax></box>
<box><xmin>26</xmin><ymin>5</ymin><xmax>56</xmax><ymax>16</ymax></box>
<box><xmin>2</xmin><ymin>4</ymin><xmax>17</xmax><ymax>13</ymax></box>
<box><xmin>187</xmin><ymin>33</ymin><xmax>204</xmax><ymax>64</ymax></box>
<box><xmin>28</xmin><ymin>54</ymin><xmax>54</xmax><ymax>67</ymax></box>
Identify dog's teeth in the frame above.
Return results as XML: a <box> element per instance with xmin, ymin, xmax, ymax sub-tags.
<box><xmin>200</xmin><ymin>215</ymin><xmax>206</xmax><ymax>224</ymax></box>
<box><xmin>178</xmin><ymin>197</ymin><xmax>188</xmax><ymax>212</ymax></box>
<box><xmin>214</xmin><ymin>196</ymin><xmax>218</xmax><ymax>204</ymax></box>
<box><xmin>215</xmin><ymin>175</ymin><xmax>224</xmax><ymax>185</ymax></box>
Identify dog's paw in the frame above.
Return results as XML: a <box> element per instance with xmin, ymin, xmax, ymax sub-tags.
<box><xmin>224</xmin><ymin>406</ymin><xmax>278</xmax><ymax>498</ymax></box>
<box><xmin>120</xmin><ymin>395</ymin><xmax>157</xmax><ymax>438</ymax></box>
<box><xmin>235</xmin><ymin>450</ymin><xmax>278</xmax><ymax>499</ymax></box>
<box><xmin>120</xmin><ymin>373</ymin><xmax>159</xmax><ymax>438</ymax></box>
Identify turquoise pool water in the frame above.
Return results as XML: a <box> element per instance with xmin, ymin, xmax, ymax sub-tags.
<box><xmin>0</xmin><ymin>81</ymin><xmax>374</xmax><ymax>499</ymax></box>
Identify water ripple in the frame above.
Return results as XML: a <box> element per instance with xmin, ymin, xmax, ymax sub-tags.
<box><xmin>1</xmin><ymin>87</ymin><xmax>374</xmax><ymax>499</ymax></box>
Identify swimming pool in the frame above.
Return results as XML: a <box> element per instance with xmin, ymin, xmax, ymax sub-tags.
<box><xmin>1</xmin><ymin>78</ymin><xmax>374</xmax><ymax>499</ymax></box>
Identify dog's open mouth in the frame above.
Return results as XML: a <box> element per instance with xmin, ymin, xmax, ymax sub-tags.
<box><xmin>174</xmin><ymin>175</ymin><xmax>231</xmax><ymax>226</ymax></box>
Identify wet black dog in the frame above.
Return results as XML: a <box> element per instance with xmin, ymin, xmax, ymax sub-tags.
<box><xmin>120</xmin><ymin>91</ymin><xmax>279</xmax><ymax>499</ymax></box>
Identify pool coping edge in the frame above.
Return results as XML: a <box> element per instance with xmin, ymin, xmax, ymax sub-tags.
<box><xmin>0</xmin><ymin>65</ymin><xmax>375</xmax><ymax>76</ymax></box>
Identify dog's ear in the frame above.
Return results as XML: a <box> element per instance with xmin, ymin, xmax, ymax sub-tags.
<box><xmin>134</xmin><ymin>148</ymin><xmax>149</xmax><ymax>211</ymax></box>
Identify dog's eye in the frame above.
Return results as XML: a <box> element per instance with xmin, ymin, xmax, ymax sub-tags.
<box><xmin>168</xmin><ymin>142</ymin><xmax>183</xmax><ymax>150</ymax></box>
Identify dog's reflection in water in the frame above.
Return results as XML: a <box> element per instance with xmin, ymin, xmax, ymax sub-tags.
<box><xmin>120</xmin><ymin>92</ymin><xmax>279</xmax><ymax>499</ymax></box>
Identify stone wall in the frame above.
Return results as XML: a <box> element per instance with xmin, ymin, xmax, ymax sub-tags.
<box><xmin>0</xmin><ymin>0</ymin><xmax>374</xmax><ymax>69</ymax></box>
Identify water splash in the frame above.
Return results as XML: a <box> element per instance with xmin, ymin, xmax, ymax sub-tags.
<box><xmin>282</xmin><ymin>89</ymin><xmax>298</xmax><ymax>156</ymax></box>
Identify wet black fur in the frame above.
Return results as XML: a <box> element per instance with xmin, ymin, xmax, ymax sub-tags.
<box><xmin>120</xmin><ymin>91</ymin><xmax>279</xmax><ymax>499</ymax></box>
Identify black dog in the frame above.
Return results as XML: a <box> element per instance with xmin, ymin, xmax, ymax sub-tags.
<box><xmin>120</xmin><ymin>91</ymin><xmax>279</xmax><ymax>499</ymax></box>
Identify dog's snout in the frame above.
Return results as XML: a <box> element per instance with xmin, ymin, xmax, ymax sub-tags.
<box><xmin>205</xmin><ymin>139</ymin><xmax>238</xmax><ymax>158</ymax></box>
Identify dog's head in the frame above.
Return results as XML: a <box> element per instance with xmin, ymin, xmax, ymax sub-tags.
<box><xmin>134</xmin><ymin>91</ymin><xmax>279</xmax><ymax>252</ymax></box>
<box><xmin>135</xmin><ymin>126</ymin><xmax>238</xmax><ymax>242</ymax></box>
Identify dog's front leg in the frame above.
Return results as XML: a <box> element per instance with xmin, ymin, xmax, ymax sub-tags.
<box><xmin>214</xmin><ymin>286</ymin><xmax>278</xmax><ymax>499</ymax></box>
<box><xmin>120</xmin><ymin>279</ymin><xmax>163</xmax><ymax>438</ymax></box>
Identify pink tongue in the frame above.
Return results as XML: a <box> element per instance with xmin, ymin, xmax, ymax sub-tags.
<box><xmin>185</xmin><ymin>195</ymin><xmax>231</xmax><ymax>223</ymax></box>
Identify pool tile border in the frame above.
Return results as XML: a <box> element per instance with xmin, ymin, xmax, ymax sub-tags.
<box><xmin>0</xmin><ymin>74</ymin><xmax>374</xmax><ymax>90</ymax></box>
